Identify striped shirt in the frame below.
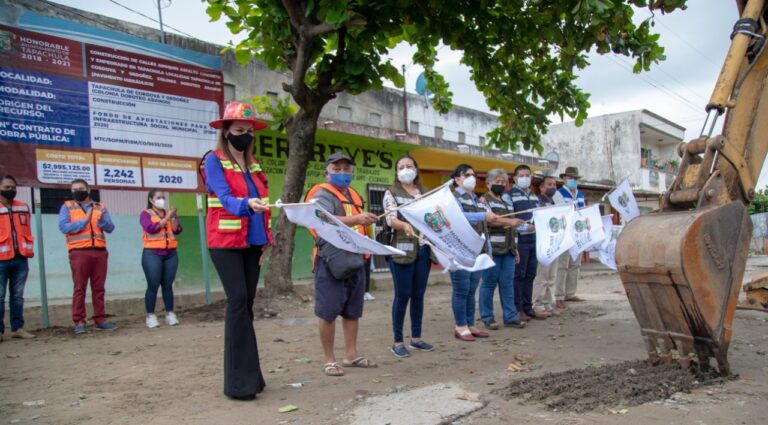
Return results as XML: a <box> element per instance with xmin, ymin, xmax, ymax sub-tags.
<box><xmin>507</xmin><ymin>185</ymin><xmax>539</xmax><ymax>241</ymax></box>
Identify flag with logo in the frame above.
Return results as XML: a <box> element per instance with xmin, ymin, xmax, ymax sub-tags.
<box><xmin>598</xmin><ymin>215</ymin><xmax>622</xmax><ymax>270</ymax></box>
<box><xmin>607</xmin><ymin>178</ymin><xmax>640</xmax><ymax>222</ymax></box>
<box><xmin>398</xmin><ymin>185</ymin><xmax>486</xmax><ymax>268</ymax></box>
<box><xmin>533</xmin><ymin>204</ymin><xmax>575</xmax><ymax>267</ymax></box>
<box><xmin>568</xmin><ymin>204</ymin><xmax>606</xmax><ymax>260</ymax></box>
<box><xmin>280</xmin><ymin>202</ymin><xmax>404</xmax><ymax>256</ymax></box>
<box><xmin>428</xmin><ymin>239</ymin><xmax>496</xmax><ymax>273</ymax></box>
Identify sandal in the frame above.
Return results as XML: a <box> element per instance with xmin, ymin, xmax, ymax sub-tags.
<box><xmin>323</xmin><ymin>362</ymin><xmax>344</xmax><ymax>376</ymax></box>
<box><xmin>341</xmin><ymin>357</ymin><xmax>378</xmax><ymax>368</ymax></box>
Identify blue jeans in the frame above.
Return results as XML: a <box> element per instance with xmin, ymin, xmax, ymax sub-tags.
<box><xmin>479</xmin><ymin>253</ymin><xmax>518</xmax><ymax>324</ymax></box>
<box><xmin>141</xmin><ymin>250</ymin><xmax>178</xmax><ymax>313</ymax></box>
<box><xmin>514</xmin><ymin>240</ymin><xmax>538</xmax><ymax>314</ymax></box>
<box><xmin>0</xmin><ymin>256</ymin><xmax>29</xmax><ymax>334</ymax></box>
<box><xmin>388</xmin><ymin>245</ymin><xmax>432</xmax><ymax>343</ymax></box>
<box><xmin>450</xmin><ymin>269</ymin><xmax>483</xmax><ymax>327</ymax></box>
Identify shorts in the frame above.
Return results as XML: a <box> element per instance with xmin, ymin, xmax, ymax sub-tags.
<box><xmin>314</xmin><ymin>259</ymin><xmax>366</xmax><ymax>320</ymax></box>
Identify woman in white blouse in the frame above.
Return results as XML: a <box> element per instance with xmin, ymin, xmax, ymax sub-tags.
<box><xmin>382</xmin><ymin>155</ymin><xmax>434</xmax><ymax>358</ymax></box>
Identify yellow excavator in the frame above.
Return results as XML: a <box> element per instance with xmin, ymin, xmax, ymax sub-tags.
<box><xmin>616</xmin><ymin>0</ymin><xmax>767</xmax><ymax>376</ymax></box>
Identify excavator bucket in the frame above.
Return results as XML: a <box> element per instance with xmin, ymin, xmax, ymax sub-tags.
<box><xmin>615</xmin><ymin>201</ymin><xmax>752</xmax><ymax>375</ymax></box>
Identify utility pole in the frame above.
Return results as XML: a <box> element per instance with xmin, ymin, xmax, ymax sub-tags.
<box><xmin>402</xmin><ymin>64</ymin><xmax>408</xmax><ymax>133</ymax></box>
<box><xmin>157</xmin><ymin>0</ymin><xmax>166</xmax><ymax>44</ymax></box>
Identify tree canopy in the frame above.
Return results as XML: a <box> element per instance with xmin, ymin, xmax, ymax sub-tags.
<box><xmin>207</xmin><ymin>0</ymin><xmax>687</xmax><ymax>153</ymax></box>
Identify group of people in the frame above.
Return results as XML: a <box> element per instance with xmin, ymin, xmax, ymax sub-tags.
<box><xmin>0</xmin><ymin>175</ymin><xmax>183</xmax><ymax>341</ymax></box>
<box><xmin>0</xmin><ymin>100</ymin><xmax>589</xmax><ymax>403</ymax></box>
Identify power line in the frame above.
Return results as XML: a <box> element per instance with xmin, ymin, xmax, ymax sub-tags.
<box><xmin>606</xmin><ymin>54</ymin><xmax>703</xmax><ymax>114</ymax></box>
<box><xmin>655</xmin><ymin>19</ymin><xmax>721</xmax><ymax>67</ymax></box>
<box><xmin>107</xmin><ymin>0</ymin><xmax>196</xmax><ymax>39</ymax></box>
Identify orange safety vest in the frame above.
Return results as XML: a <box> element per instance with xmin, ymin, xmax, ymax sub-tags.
<box><xmin>304</xmin><ymin>183</ymin><xmax>370</xmax><ymax>265</ymax></box>
<box><xmin>142</xmin><ymin>209</ymin><xmax>178</xmax><ymax>250</ymax></box>
<box><xmin>201</xmin><ymin>150</ymin><xmax>273</xmax><ymax>249</ymax></box>
<box><xmin>0</xmin><ymin>200</ymin><xmax>34</xmax><ymax>260</ymax></box>
<box><xmin>64</xmin><ymin>200</ymin><xmax>107</xmax><ymax>250</ymax></box>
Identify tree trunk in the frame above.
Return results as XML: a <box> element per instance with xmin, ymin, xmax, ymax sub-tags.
<box><xmin>264</xmin><ymin>107</ymin><xmax>321</xmax><ymax>295</ymax></box>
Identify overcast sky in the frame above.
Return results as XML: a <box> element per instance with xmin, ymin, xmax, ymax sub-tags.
<box><xmin>47</xmin><ymin>0</ymin><xmax>767</xmax><ymax>189</ymax></box>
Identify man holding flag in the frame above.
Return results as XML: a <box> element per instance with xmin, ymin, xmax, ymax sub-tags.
<box><xmin>306</xmin><ymin>152</ymin><xmax>379</xmax><ymax>377</ymax></box>
<box><xmin>552</xmin><ymin>166</ymin><xmax>586</xmax><ymax>309</ymax></box>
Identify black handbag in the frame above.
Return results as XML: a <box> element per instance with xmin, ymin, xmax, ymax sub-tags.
<box><xmin>320</xmin><ymin>244</ymin><xmax>365</xmax><ymax>280</ymax></box>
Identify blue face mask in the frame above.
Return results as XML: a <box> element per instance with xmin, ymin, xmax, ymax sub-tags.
<box><xmin>565</xmin><ymin>179</ymin><xmax>578</xmax><ymax>190</ymax></box>
<box><xmin>328</xmin><ymin>173</ymin><xmax>352</xmax><ymax>189</ymax></box>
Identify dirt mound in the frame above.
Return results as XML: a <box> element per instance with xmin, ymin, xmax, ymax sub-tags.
<box><xmin>494</xmin><ymin>360</ymin><xmax>723</xmax><ymax>413</ymax></box>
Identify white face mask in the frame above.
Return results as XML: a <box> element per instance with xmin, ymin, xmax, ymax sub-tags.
<box><xmin>153</xmin><ymin>198</ymin><xmax>166</xmax><ymax>209</ymax></box>
<box><xmin>462</xmin><ymin>175</ymin><xmax>477</xmax><ymax>192</ymax></box>
<box><xmin>517</xmin><ymin>176</ymin><xmax>531</xmax><ymax>189</ymax></box>
<box><xmin>397</xmin><ymin>168</ymin><xmax>417</xmax><ymax>184</ymax></box>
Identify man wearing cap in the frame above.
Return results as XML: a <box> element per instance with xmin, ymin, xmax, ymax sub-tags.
<box><xmin>305</xmin><ymin>152</ymin><xmax>379</xmax><ymax>377</ymax></box>
<box><xmin>552</xmin><ymin>166</ymin><xmax>586</xmax><ymax>308</ymax></box>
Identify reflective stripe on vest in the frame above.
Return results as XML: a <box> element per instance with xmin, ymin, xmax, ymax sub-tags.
<box><xmin>0</xmin><ymin>200</ymin><xmax>35</xmax><ymax>259</ymax></box>
<box><xmin>143</xmin><ymin>209</ymin><xmax>178</xmax><ymax>249</ymax></box>
<box><xmin>202</xmin><ymin>150</ymin><xmax>273</xmax><ymax>248</ymax></box>
<box><xmin>304</xmin><ymin>183</ymin><xmax>369</xmax><ymax>265</ymax></box>
<box><xmin>64</xmin><ymin>201</ymin><xmax>106</xmax><ymax>250</ymax></box>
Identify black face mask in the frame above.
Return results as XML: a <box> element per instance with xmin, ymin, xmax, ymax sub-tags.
<box><xmin>73</xmin><ymin>190</ymin><xmax>89</xmax><ymax>202</ymax></box>
<box><xmin>226</xmin><ymin>132</ymin><xmax>253</xmax><ymax>152</ymax></box>
<box><xmin>1</xmin><ymin>189</ymin><xmax>16</xmax><ymax>201</ymax></box>
<box><xmin>490</xmin><ymin>184</ymin><xmax>506</xmax><ymax>196</ymax></box>
<box><xmin>545</xmin><ymin>188</ymin><xmax>557</xmax><ymax>197</ymax></box>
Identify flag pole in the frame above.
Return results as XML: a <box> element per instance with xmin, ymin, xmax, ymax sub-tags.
<box><xmin>497</xmin><ymin>200</ymin><xmax>575</xmax><ymax>218</ymax></box>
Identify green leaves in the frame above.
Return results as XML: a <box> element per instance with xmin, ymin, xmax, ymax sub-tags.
<box><xmin>205</xmin><ymin>0</ymin><xmax>687</xmax><ymax>154</ymax></box>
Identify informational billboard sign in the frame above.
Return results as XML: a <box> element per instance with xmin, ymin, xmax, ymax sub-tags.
<box><xmin>0</xmin><ymin>23</ymin><xmax>223</xmax><ymax>191</ymax></box>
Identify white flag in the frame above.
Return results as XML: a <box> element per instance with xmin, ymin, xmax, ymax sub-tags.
<box><xmin>428</xmin><ymin>239</ymin><xmax>496</xmax><ymax>273</ymax></box>
<box><xmin>281</xmin><ymin>202</ymin><xmax>404</xmax><ymax>256</ymax></box>
<box><xmin>598</xmin><ymin>217</ymin><xmax>623</xmax><ymax>270</ymax></box>
<box><xmin>398</xmin><ymin>185</ymin><xmax>486</xmax><ymax>268</ymax></box>
<box><xmin>607</xmin><ymin>178</ymin><xmax>640</xmax><ymax>222</ymax></box>
<box><xmin>568</xmin><ymin>204</ymin><xmax>606</xmax><ymax>260</ymax></box>
<box><xmin>533</xmin><ymin>204</ymin><xmax>575</xmax><ymax>267</ymax></box>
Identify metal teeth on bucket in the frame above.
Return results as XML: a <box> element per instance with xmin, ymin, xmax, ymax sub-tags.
<box><xmin>616</xmin><ymin>202</ymin><xmax>751</xmax><ymax>376</ymax></box>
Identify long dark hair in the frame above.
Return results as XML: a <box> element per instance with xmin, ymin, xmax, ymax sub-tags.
<box><xmin>392</xmin><ymin>154</ymin><xmax>425</xmax><ymax>192</ymax></box>
<box><xmin>146</xmin><ymin>189</ymin><xmax>162</xmax><ymax>209</ymax></box>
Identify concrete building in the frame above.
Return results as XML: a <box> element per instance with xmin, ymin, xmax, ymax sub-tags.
<box><xmin>540</xmin><ymin>110</ymin><xmax>685</xmax><ymax>210</ymax></box>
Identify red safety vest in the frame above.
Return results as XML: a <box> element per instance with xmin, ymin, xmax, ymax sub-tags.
<box><xmin>304</xmin><ymin>183</ymin><xmax>369</xmax><ymax>265</ymax></box>
<box><xmin>142</xmin><ymin>209</ymin><xmax>178</xmax><ymax>250</ymax></box>
<box><xmin>64</xmin><ymin>201</ymin><xmax>107</xmax><ymax>250</ymax></box>
<box><xmin>201</xmin><ymin>150</ymin><xmax>273</xmax><ymax>248</ymax></box>
<box><xmin>0</xmin><ymin>200</ymin><xmax>34</xmax><ymax>260</ymax></box>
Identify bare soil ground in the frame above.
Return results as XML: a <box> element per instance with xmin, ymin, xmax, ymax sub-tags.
<box><xmin>1</xmin><ymin>262</ymin><xmax>767</xmax><ymax>425</ymax></box>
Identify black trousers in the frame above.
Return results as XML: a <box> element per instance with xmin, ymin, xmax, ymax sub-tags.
<box><xmin>209</xmin><ymin>246</ymin><xmax>265</xmax><ymax>398</ymax></box>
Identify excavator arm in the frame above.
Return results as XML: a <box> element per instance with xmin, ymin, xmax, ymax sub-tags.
<box><xmin>616</xmin><ymin>0</ymin><xmax>768</xmax><ymax>375</ymax></box>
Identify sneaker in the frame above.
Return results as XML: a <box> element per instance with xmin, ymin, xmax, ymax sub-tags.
<box><xmin>95</xmin><ymin>322</ymin><xmax>118</xmax><ymax>331</ymax></box>
<box><xmin>146</xmin><ymin>314</ymin><xmax>160</xmax><ymax>329</ymax></box>
<box><xmin>504</xmin><ymin>320</ymin><xmax>526</xmax><ymax>329</ymax></box>
<box><xmin>409</xmin><ymin>340</ymin><xmax>434</xmax><ymax>352</ymax></box>
<box><xmin>74</xmin><ymin>324</ymin><xmax>87</xmax><ymax>334</ymax></box>
<box><xmin>363</xmin><ymin>292</ymin><xmax>375</xmax><ymax>301</ymax></box>
<box><xmin>165</xmin><ymin>312</ymin><xmax>179</xmax><ymax>326</ymax></box>
<box><xmin>482</xmin><ymin>319</ymin><xmax>500</xmax><ymax>330</ymax></box>
<box><xmin>11</xmin><ymin>329</ymin><xmax>36</xmax><ymax>339</ymax></box>
<box><xmin>390</xmin><ymin>343</ymin><xmax>410</xmax><ymax>358</ymax></box>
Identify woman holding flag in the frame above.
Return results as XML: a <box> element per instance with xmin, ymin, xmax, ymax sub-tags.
<box><xmin>449</xmin><ymin>164</ymin><xmax>499</xmax><ymax>341</ymax></box>
<box><xmin>478</xmin><ymin>169</ymin><xmax>528</xmax><ymax>330</ymax></box>
<box><xmin>382</xmin><ymin>155</ymin><xmax>434</xmax><ymax>358</ymax></box>
<box><xmin>201</xmin><ymin>101</ymin><xmax>272</xmax><ymax>401</ymax></box>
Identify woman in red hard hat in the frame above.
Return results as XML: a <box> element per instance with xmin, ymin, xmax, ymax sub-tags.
<box><xmin>201</xmin><ymin>101</ymin><xmax>273</xmax><ymax>401</ymax></box>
